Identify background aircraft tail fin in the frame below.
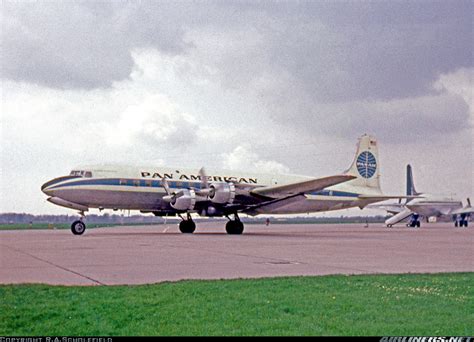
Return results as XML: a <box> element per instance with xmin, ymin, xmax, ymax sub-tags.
<box><xmin>343</xmin><ymin>134</ymin><xmax>382</xmax><ymax>193</ymax></box>
<box><xmin>406</xmin><ymin>164</ymin><xmax>421</xmax><ymax>196</ymax></box>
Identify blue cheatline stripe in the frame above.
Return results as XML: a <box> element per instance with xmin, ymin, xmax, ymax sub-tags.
<box><xmin>41</xmin><ymin>175</ymin><xmax>81</xmax><ymax>190</ymax></box>
<box><xmin>49</xmin><ymin>178</ymin><xmax>205</xmax><ymax>190</ymax></box>
<box><xmin>49</xmin><ymin>178</ymin><xmax>360</xmax><ymax>198</ymax></box>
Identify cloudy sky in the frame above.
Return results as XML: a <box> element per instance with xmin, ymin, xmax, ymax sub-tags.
<box><xmin>1</xmin><ymin>0</ymin><xmax>473</xmax><ymax>215</ymax></box>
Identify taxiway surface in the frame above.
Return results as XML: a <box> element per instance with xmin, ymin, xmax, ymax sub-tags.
<box><xmin>1</xmin><ymin>223</ymin><xmax>472</xmax><ymax>285</ymax></box>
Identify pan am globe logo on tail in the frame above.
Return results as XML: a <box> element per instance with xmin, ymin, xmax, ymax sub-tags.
<box><xmin>356</xmin><ymin>151</ymin><xmax>377</xmax><ymax>178</ymax></box>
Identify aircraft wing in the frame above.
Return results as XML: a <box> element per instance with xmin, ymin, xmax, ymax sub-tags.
<box><xmin>367</xmin><ymin>203</ymin><xmax>406</xmax><ymax>214</ymax></box>
<box><xmin>450</xmin><ymin>207</ymin><xmax>474</xmax><ymax>215</ymax></box>
<box><xmin>250</xmin><ymin>175</ymin><xmax>356</xmax><ymax>199</ymax></box>
<box><xmin>358</xmin><ymin>195</ymin><xmax>420</xmax><ymax>202</ymax></box>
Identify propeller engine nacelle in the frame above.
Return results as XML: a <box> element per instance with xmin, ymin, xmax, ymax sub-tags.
<box><xmin>208</xmin><ymin>182</ymin><xmax>235</xmax><ymax>204</ymax></box>
<box><xmin>164</xmin><ymin>189</ymin><xmax>196</xmax><ymax>211</ymax></box>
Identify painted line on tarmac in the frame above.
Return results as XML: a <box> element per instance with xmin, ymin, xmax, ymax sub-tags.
<box><xmin>0</xmin><ymin>243</ymin><xmax>105</xmax><ymax>286</ymax></box>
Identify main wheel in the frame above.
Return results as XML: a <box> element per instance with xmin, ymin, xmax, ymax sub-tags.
<box><xmin>179</xmin><ymin>220</ymin><xmax>196</xmax><ymax>234</ymax></box>
<box><xmin>416</xmin><ymin>221</ymin><xmax>421</xmax><ymax>228</ymax></box>
<box><xmin>71</xmin><ymin>220</ymin><xmax>86</xmax><ymax>235</ymax></box>
<box><xmin>226</xmin><ymin>220</ymin><xmax>244</xmax><ymax>235</ymax></box>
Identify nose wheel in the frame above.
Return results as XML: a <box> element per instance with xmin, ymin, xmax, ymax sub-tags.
<box><xmin>71</xmin><ymin>220</ymin><xmax>86</xmax><ymax>235</ymax></box>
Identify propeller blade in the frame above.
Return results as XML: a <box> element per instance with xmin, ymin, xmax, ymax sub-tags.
<box><xmin>199</xmin><ymin>167</ymin><xmax>209</xmax><ymax>189</ymax></box>
<box><xmin>161</xmin><ymin>178</ymin><xmax>177</xmax><ymax>204</ymax></box>
<box><xmin>162</xmin><ymin>178</ymin><xmax>171</xmax><ymax>195</ymax></box>
<box><xmin>174</xmin><ymin>190</ymin><xmax>185</xmax><ymax>198</ymax></box>
<box><xmin>196</xmin><ymin>188</ymin><xmax>211</xmax><ymax>197</ymax></box>
<box><xmin>162</xmin><ymin>195</ymin><xmax>174</xmax><ymax>203</ymax></box>
<box><xmin>195</xmin><ymin>167</ymin><xmax>214</xmax><ymax>198</ymax></box>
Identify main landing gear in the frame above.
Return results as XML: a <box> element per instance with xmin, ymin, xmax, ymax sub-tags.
<box><xmin>177</xmin><ymin>212</ymin><xmax>245</xmax><ymax>235</ymax></box>
<box><xmin>225</xmin><ymin>213</ymin><xmax>244</xmax><ymax>235</ymax></box>
<box><xmin>407</xmin><ymin>214</ymin><xmax>421</xmax><ymax>228</ymax></box>
<box><xmin>179</xmin><ymin>213</ymin><xmax>196</xmax><ymax>234</ymax></box>
<box><xmin>454</xmin><ymin>214</ymin><xmax>469</xmax><ymax>228</ymax></box>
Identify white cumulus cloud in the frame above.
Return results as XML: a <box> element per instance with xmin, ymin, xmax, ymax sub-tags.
<box><xmin>434</xmin><ymin>67</ymin><xmax>473</xmax><ymax>119</ymax></box>
<box><xmin>105</xmin><ymin>93</ymin><xmax>198</xmax><ymax>148</ymax></box>
<box><xmin>222</xmin><ymin>145</ymin><xmax>290</xmax><ymax>174</ymax></box>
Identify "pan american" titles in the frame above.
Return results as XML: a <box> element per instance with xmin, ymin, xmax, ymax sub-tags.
<box><xmin>140</xmin><ymin>171</ymin><xmax>258</xmax><ymax>184</ymax></box>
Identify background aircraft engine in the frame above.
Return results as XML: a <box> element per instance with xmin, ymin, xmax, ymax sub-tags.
<box><xmin>169</xmin><ymin>189</ymin><xmax>196</xmax><ymax>211</ymax></box>
<box><xmin>209</xmin><ymin>182</ymin><xmax>235</xmax><ymax>204</ymax></box>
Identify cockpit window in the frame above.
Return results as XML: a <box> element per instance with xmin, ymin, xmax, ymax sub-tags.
<box><xmin>70</xmin><ymin>170</ymin><xmax>93</xmax><ymax>178</ymax></box>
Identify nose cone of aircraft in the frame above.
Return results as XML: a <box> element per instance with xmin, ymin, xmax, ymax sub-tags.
<box><xmin>41</xmin><ymin>181</ymin><xmax>54</xmax><ymax>196</ymax></box>
<box><xmin>41</xmin><ymin>175</ymin><xmax>72</xmax><ymax>197</ymax></box>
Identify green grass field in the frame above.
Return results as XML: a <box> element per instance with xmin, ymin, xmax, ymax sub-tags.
<box><xmin>0</xmin><ymin>223</ymin><xmax>69</xmax><ymax>230</ymax></box>
<box><xmin>1</xmin><ymin>273</ymin><xmax>472</xmax><ymax>336</ymax></box>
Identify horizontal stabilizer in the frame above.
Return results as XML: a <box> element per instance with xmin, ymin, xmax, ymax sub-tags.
<box><xmin>451</xmin><ymin>197</ymin><xmax>473</xmax><ymax>215</ymax></box>
<box><xmin>251</xmin><ymin>175</ymin><xmax>356</xmax><ymax>199</ymax></box>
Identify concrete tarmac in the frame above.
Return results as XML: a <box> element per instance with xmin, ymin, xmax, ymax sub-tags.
<box><xmin>0</xmin><ymin>222</ymin><xmax>472</xmax><ymax>286</ymax></box>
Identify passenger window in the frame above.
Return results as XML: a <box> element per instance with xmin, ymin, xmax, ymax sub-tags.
<box><xmin>145</xmin><ymin>180</ymin><xmax>152</xmax><ymax>187</ymax></box>
<box><xmin>133</xmin><ymin>180</ymin><xmax>140</xmax><ymax>186</ymax></box>
<box><xmin>119</xmin><ymin>179</ymin><xmax>127</xmax><ymax>185</ymax></box>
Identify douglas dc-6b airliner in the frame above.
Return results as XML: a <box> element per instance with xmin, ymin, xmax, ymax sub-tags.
<box><xmin>41</xmin><ymin>134</ymin><xmax>410</xmax><ymax>235</ymax></box>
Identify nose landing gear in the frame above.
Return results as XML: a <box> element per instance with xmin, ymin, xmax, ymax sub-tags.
<box><xmin>71</xmin><ymin>220</ymin><xmax>86</xmax><ymax>235</ymax></box>
<box><xmin>70</xmin><ymin>210</ymin><xmax>87</xmax><ymax>235</ymax></box>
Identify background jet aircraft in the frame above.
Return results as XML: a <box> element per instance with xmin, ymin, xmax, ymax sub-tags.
<box><xmin>371</xmin><ymin>164</ymin><xmax>472</xmax><ymax>228</ymax></box>
<box><xmin>41</xmin><ymin>134</ymin><xmax>409</xmax><ymax>235</ymax></box>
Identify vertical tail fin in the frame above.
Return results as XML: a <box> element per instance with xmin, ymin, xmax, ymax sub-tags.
<box><xmin>343</xmin><ymin>134</ymin><xmax>382</xmax><ymax>193</ymax></box>
<box><xmin>406</xmin><ymin>164</ymin><xmax>421</xmax><ymax>196</ymax></box>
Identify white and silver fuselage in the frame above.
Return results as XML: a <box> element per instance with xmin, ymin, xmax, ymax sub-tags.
<box><xmin>41</xmin><ymin>165</ymin><xmax>380</xmax><ymax>215</ymax></box>
<box><xmin>406</xmin><ymin>196</ymin><xmax>463</xmax><ymax>218</ymax></box>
